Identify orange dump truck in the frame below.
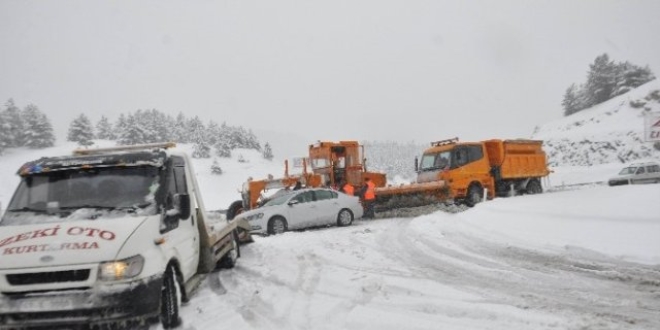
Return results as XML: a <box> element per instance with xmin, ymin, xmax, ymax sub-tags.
<box><xmin>378</xmin><ymin>137</ymin><xmax>549</xmax><ymax>207</ymax></box>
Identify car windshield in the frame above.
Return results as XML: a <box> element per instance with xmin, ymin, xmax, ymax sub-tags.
<box><xmin>618</xmin><ymin>167</ymin><xmax>637</xmax><ymax>175</ymax></box>
<box><xmin>419</xmin><ymin>150</ymin><xmax>452</xmax><ymax>171</ymax></box>
<box><xmin>262</xmin><ymin>193</ymin><xmax>293</xmax><ymax>207</ymax></box>
<box><xmin>1</xmin><ymin>167</ymin><xmax>160</xmax><ymax>226</ymax></box>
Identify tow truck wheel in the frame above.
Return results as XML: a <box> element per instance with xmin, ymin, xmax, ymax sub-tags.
<box><xmin>218</xmin><ymin>231</ymin><xmax>240</xmax><ymax>269</ymax></box>
<box><xmin>160</xmin><ymin>265</ymin><xmax>181</xmax><ymax>329</ymax></box>
<box><xmin>227</xmin><ymin>200</ymin><xmax>244</xmax><ymax>220</ymax></box>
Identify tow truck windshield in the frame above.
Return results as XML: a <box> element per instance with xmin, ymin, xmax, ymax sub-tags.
<box><xmin>1</xmin><ymin>167</ymin><xmax>161</xmax><ymax>226</ymax></box>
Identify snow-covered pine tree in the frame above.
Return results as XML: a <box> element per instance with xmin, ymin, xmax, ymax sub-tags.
<box><xmin>22</xmin><ymin>104</ymin><xmax>55</xmax><ymax>148</ymax></box>
<box><xmin>67</xmin><ymin>114</ymin><xmax>95</xmax><ymax>146</ymax></box>
<box><xmin>585</xmin><ymin>53</ymin><xmax>617</xmax><ymax>106</ymax></box>
<box><xmin>114</xmin><ymin>113</ymin><xmax>128</xmax><ymax>139</ymax></box>
<box><xmin>173</xmin><ymin>112</ymin><xmax>189</xmax><ymax>143</ymax></box>
<box><xmin>96</xmin><ymin>115</ymin><xmax>115</xmax><ymax>140</ymax></box>
<box><xmin>214</xmin><ymin>139</ymin><xmax>232</xmax><ymax>158</ymax></box>
<box><xmin>2</xmin><ymin>99</ymin><xmax>25</xmax><ymax>147</ymax></box>
<box><xmin>0</xmin><ymin>111</ymin><xmax>10</xmax><ymax>154</ymax></box>
<box><xmin>190</xmin><ymin>117</ymin><xmax>210</xmax><ymax>158</ymax></box>
<box><xmin>262</xmin><ymin>142</ymin><xmax>274</xmax><ymax>160</ymax></box>
<box><xmin>117</xmin><ymin>113</ymin><xmax>146</xmax><ymax>145</ymax></box>
<box><xmin>210</xmin><ymin>158</ymin><xmax>223</xmax><ymax>175</ymax></box>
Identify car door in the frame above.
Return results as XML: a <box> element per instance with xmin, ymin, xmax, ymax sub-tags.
<box><xmin>631</xmin><ymin>166</ymin><xmax>646</xmax><ymax>184</ymax></box>
<box><xmin>648</xmin><ymin>165</ymin><xmax>660</xmax><ymax>183</ymax></box>
<box><xmin>313</xmin><ymin>189</ymin><xmax>340</xmax><ymax>225</ymax></box>
<box><xmin>285</xmin><ymin>191</ymin><xmax>318</xmax><ymax>230</ymax></box>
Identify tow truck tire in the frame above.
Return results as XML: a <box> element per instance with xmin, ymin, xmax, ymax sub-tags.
<box><xmin>227</xmin><ymin>200</ymin><xmax>244</xmax><ymax>220</ymax></box>
<box><xmin>218</xmin><ymin>231</ymin><xmax>240</xmax><ymax>269</ymax></box>
<box><xmin>160</xmin><ymin>266</ymin><xmax>181</xmax><ymax>329</ymax></box>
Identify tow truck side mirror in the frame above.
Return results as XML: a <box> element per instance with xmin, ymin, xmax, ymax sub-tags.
<box><xmin>176</xmin><ymin>193</ymin><xmax>191</xmax><ymax>219</ymax></box>
<box><xmin>414</xmin><ymin>156</ymin><xmax>419</xmax><ymax>172</ymax></box>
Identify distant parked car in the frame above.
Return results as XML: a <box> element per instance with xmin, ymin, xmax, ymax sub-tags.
<box><xmin>608</xmin><ymin>162</ymin><xmax>660</xmax><ymax>186</ymax></box>
<box><xmin>235</xmin><ymin>187</ymin><xmax>363</xmax><ymax>235</ymax></box>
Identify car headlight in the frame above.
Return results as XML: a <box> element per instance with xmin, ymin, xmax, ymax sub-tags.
<box><xmin>245</xmin><ymin>213</ymin><xmax>264</xmax><ymax>221</ymax></box>
<box><xmin>99</xmin><ymin>255</ymin><xmax>144</xmax><ymax>281</ymax></box>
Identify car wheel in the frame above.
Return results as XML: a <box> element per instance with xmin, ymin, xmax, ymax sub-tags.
<box><xmin>337</xmin><ymin>209</ymin><xmax>354</xmax><ymax>227</ymax></box>
<box><xmin>218</xmin><ymin>231</ymin><xmax>240</xmax><ymax>269</ymax></box>
<box><xmin>465</xmin><ymin>184</ymin><xmax>483</xmax><ymax>207</ymax></box>
<box><xmin>268</xmin><ymin>216</ymin><xmax>288</xmax><ymax>235</ymax></box>
<box><xmin>526</xmin><ymin>179</ymin><xmax>543</xmax><ymax>194</ymax></box>
<box><xmin>160</xmin><ymin>265</ymin><xmax>181</xmax><ymax>329</ymax></box>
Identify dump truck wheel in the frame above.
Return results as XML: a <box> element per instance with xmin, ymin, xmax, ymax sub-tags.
<box><xmin>465</xmin><ymin>184</ymin><xmax>483</xmax><ymax>207</ymax></box>
<box><xmin>337</xmin><ymin>209</ymin><xmax>354</xmax><ymax>227</ymax></box>
<box><xmin>218</xmin><ymin>231</ymin><xmax>240</xmax><ymax>269</ymax></box>
<box><xmin>227</xmin><ymin>200</ymin><xmax>244</xmax><ymax>220</ymax></box>
<box><xmin>160</xmin><ymin>265</ymin><xmax>181</xmax><ymax>329</ymax></box>
<box><xmin>526</xmin><ymin>180</ymin><xmax>543</xmax><ymax>194</ymax></box>
<box><xmin>268</xmin><ymin>216</ymin><xmax>288</xmax><ymax>235</ymax></box>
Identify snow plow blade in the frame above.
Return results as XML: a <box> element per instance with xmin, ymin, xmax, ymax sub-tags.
<box><xmin>373</xmin><ymin>180</ymin><xmax>450</xmax><ymax>212</ymax></box>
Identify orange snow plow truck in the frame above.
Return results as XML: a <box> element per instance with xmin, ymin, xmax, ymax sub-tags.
<box><xmin>401</xmin><ymin>137</ymin><xmax>550</xmax><ymax>207</ymax></box>
<box><xmin>227</xmin><ymin>138</ymin><xmax>549</xmax><ymax>219</ymax></box>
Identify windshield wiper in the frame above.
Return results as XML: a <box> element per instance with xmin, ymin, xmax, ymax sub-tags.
<box><xmin>7</xmin><ymin>207</ymin><xmax>47</xmax><ymax>213</ymax></box>
<box><xmin>60</xmin><ymin>205</ymin><xmax>118</xmax><ymax>211</ymax></box>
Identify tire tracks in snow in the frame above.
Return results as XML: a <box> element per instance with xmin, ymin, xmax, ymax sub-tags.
<box><xmin>371</xmin><ymin>217</ymin><xmax>660</xmax><ymax>330</ymax></box>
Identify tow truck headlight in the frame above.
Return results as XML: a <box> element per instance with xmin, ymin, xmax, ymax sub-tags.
<box><xmin>245</xmin><ymin>213</ymin><xmax>264</xmax><ymax>221</ymax></box>
<box><xmin>99</xmin><ymin>255</ymin><xmax>144</xmax><ymax>281</ymax></box>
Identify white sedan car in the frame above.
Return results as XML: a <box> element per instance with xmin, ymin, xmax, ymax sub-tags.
<box><xmin>236</xmin><ymin>187</ymin><xmax>363</xmax><ymax>235</ymax></box>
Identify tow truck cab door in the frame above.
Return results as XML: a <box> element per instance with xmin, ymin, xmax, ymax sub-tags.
<box><xmin>160</xmin><ymin>156</ymin><xmax>200</xmax><ymax>280</ymax></box>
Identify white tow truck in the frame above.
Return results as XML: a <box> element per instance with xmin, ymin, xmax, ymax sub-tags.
<box><xmin>0</xmin><ymin>142</ymin><xmax>251</xmax><ymax>329</ymax></box>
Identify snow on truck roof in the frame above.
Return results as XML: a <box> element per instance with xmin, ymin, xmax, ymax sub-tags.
<box><xmin>17</xmin><ymin>142</ymin><xmax>178</xmax><ymax>176</ymax></box>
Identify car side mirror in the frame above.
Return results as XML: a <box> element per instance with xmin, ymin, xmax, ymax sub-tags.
<box><xmin>175</xmin><ymin>193</ymin><xmax>191</xmax><ymax>219</ymax></box>
<box><xmin>287</xmin><ymin>200</ymin><xmax>299</xmax><ymax>206</ymax></box>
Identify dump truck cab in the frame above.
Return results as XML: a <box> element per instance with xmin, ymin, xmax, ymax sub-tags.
<box><xmin>416</xmin><ymin>138</ymin><xmax>495</xmax><ymax>204</ymax></box>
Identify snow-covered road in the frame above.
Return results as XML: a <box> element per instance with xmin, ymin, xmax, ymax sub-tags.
<box><xmin>156</xmin><ymin>185</ymin><xmax>660</xmax><ymax>330</ymax></box>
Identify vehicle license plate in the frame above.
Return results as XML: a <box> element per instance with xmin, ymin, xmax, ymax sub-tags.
<box><xmin>18</xmin><ymin>296</ymin><xmax>75</xmax><ymax>312</ymax></box>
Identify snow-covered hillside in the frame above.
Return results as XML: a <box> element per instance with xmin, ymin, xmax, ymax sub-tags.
<box><xmin>532</xmin><ymin>79</ymin><xmax>660</xmax><ymax>166</ymax></box>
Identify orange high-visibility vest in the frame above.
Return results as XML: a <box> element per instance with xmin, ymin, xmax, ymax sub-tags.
<box><xmin>343</xmin><ymin>184</ymin><xmax>354</xmax><ymax>196</ymax></box>
<box><xmin>364</xmin><ymin>181</ymin><xmax>376</xmax><ymax>200</ymax></box>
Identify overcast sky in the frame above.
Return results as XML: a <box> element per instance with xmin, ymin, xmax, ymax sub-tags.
<box><xmin>1</xmin><ymin>0</ymin><xmax>660</xmax><ymax>148</ymax></box>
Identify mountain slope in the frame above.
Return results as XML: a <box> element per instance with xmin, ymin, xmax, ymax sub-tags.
<box><xmin>532</xmin><ymin>80</ymin><xmax>660</xmax><ymax>166</ymax></box>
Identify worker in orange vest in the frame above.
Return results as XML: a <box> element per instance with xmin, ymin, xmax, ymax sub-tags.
<box><xmin>359</xmin><ymin>177</ymin><xmax>376</xmax><ymax>219</ymax></box>
<box><xmin>339</xmin><ymin>179</ymin><xmax>354</xmax><ymax>196</ymax></box>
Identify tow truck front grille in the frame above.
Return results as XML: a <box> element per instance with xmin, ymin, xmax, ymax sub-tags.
<box><xmin>6</xmin><ymin>269</ymin><xmax>91</xmax><ymax>285</ymax></box>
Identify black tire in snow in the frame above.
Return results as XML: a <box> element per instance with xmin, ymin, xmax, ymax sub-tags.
<box><xmin>337</xmin><ymin>209</ymin><xmax>354</xmax><ymax>227</ymax></box>
<box><xmin>465</xmin><ymin>184</ymin><xmax>483</xmax><ymax>207</ymax></box>
<box><xmin>218</xmin><ymin>231</ymin><xmax>240</xmax><ymax>269</ymax></box>
<box><xmin>160</xmin><ymin>266</ymin><xmax>181</xmax><ymax>329</ymax></box>
<box><xmin>268</xmin><ymin>216</ymin><xmax>288</xmax><ymax>235</ymax></box>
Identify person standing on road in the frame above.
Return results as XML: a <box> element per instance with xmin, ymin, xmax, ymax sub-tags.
<box><xmin>359</xmin><ymin>177</ymin><xmax>376</xmax><ymax>219</ymax></box>
<box><xmin>339</xmin><ymin>179</ymin><xmax>354</xmax><ymax>196</ymax></box>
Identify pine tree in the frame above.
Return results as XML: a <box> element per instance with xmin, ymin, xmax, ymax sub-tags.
<box><xmin>210</xmin><ymin>158</ymin><xmax>223</xmax><ymax>175</ymax></box>
<box><xmin>173</xmin><ymin>112</ymin><xmax>188</xmax><ymax>143</ymax></box>
<box><xmin>192</xmin><ymin>140</ymin><xmax>211</xmax><ymax>158</ymax></box>
<box><xmin>96</xmin><ymin>115</ymin><xmax>115</xmax><ymax>140</ymax></box>
<box><xmin>117</xmin><ymin>113</ymin><xmax>146</xmax><ymax>145</ymax></box>
<box><xmin>67</xmin><ymin>114</ymin><xmax>95</xmax><ymax>146</ymax></box>
<box><xmin>214</xmin><ymin>139</ymin><xmax>232</xmax><ymax>158</ymax></box>
<box><xmin>22</xmin><ymin>104</ymin><xmax>55</xmax><ymax>148</ymax></box>
<box><xmin>0</xmin><ymin>111</ymin><xmax>10</xmax><ymax>154</ymax></box>
<box><xmin>262</xmin><ymin>142</ymin><xmax>274</xmax><ymax>160</ymax></box>
<box><xmin>3</xmin><ymin>99</ymin><xmax>25</xmax><ymax>147</ymax></box>
<box><xmin>585</xmin><ymin>53</ymin><xmax>617</xmax><ymax>106</ymax></box>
